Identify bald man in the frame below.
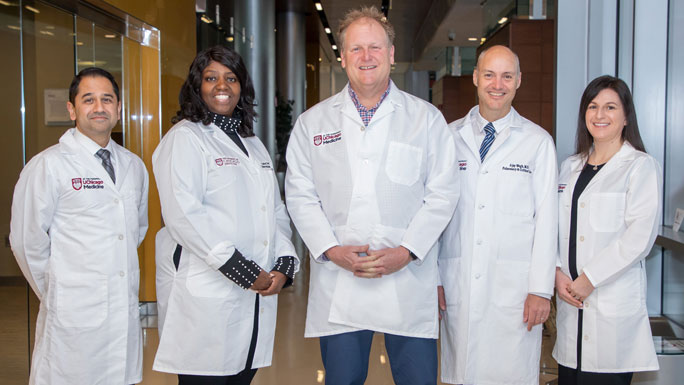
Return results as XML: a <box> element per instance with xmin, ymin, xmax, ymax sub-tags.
<box><xmin>437</xmin><ymin>45</ymin><xmax>558</xmax><ymax>385</ymax></box>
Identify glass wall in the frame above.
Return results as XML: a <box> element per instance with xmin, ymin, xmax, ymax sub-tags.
<box><xmin>0</xmin><ymin>1</ymin><xmax>159</xmax><ymax>382</ymax></box>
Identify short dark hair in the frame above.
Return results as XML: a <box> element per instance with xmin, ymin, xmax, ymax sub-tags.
<box><xmin>575</xmin><ymin>75</ymin><xmax>646</xmax><ymax>157</ymax></box>
<box><xmin>69</xmin><ymin>67</ymin><xmax>120</xmax><ymax>104</ymax></box>
<box><xmin>173</xmin><ymin>46</ymin><xmax>257</xmax><ymax>137</ymax></box>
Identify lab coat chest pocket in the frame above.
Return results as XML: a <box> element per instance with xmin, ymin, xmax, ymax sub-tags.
<box><xmin>589</xmin><ymin>192</ymin><xmax>625</xmax><ymax>232</ymax></box>
<box><xmin>496</xmin><ymin>167</ymin><xmax>534</xmax><ymax>217</ymax></box>
<box><xmin>206</xmin><ymin>156</ymin><xmax>239</xmax><ymax>194</ymax></box>
<box><xmin>55</xmin><ymin>273</ymin><xmax>108</xmax><ymax>328</ymax></box>
<box><xmin>385</xmin><ymin>142</ymin><xmax>423</xmax><ymax>186</ymax></box>
<box><xmin>185</xmin><ymin>254</ymin><xmax>234</xmax><ymax>298</ymax></box>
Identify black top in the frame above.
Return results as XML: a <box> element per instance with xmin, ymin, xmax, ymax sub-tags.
<box><xmin>568</xmin><ymin>163</ymin><xmax>604</xmax><ymax>280</ymax></box>
<box><xmin>208</xmin><ymin>111</ymin><xmax>296</xmax><ymax>289</ymax></box>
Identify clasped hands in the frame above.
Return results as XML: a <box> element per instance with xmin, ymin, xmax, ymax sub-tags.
<box><xmin>249</xmin><ymin>270</ymin><xmax>287</xmax><ymax>296</ymax></box>
<box><xmin>324</xmin><ymin>245</ymin><xmax>413</xmax><ymax>278</ymax></box>
<box><xmin>555</xmin><ymin>267</ymin><xmax>595</xmax><ymax>308</ymax></box>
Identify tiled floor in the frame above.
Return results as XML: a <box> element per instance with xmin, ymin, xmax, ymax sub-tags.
<box><xmin>0</xmin><ymin>261</ymin><xmax>559</xmax><ymax>384</ymax></box>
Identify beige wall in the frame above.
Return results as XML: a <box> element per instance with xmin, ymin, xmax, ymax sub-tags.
<box><xmin>104</xmin><ymin>0</ymin><xmax>197</xmax><ymax>133</ymax></box>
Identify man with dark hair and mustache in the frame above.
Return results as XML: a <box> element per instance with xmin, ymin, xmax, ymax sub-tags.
<box><xmin>10</xmin><ymin>67</ymin><xmax>149</xmax><ymax>385</ymax></box>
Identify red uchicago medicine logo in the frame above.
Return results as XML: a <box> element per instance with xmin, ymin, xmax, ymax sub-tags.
<box><xmin>71</xmin><ymin>177</ymin><xmax>104</xmax><ymax>190</ymax></box>
<box><xmin>72</xmin><ymin>178</ymin><xmax>82</xmax><ymax>190</ymax></box>
<box><xmin>313</xmin><ymin>130</ymin><xmax>342</xmax><ymax>146</ymax></box>
<box><xmin>313</xmin><ymin>135</ymin><xmax>322</xmax><ymax>146</ymax></box>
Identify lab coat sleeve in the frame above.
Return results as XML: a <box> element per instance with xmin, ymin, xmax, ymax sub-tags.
<box><xmin>137</xmin><ymin>160</ymin><xmax>150</xmax><ymax>247</ymax></box>
<box><xmin>285</xmin><ymin>117</ymin><xmax>340</xmax><ymax>261</ymax></box>
<box><xmin>400</xmin><ymin>112</ymin><xmax>460</xmax><ymax>261</ymax></box>
<box><xmin>152</xmin><ymin>128</ymin><xmax>236</xmax><ymax>270</ymax></box>
<box><xmin>272</xmin><ymin>172</ymin><xmax>299</xmax><ymax>272</ymax></box>
<box><xmin>582</xmin><ymin>156</ymin><xmax>661</xmax><ymax>287</ymax></box>
<box><xmin>9</xmin><ymin>155</ymin><xmax>58</xmax><ymax>299</ymax></box>
<box><xmin>527</xmin><ymin>136</ymin><xmax>558</xmax><ymax>296</ymax></box>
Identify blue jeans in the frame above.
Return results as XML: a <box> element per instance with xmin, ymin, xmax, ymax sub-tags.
<box><xmin>319</xmin><ymin>330</ymin><xmax>437</xmax><ymax>385</ymax></box>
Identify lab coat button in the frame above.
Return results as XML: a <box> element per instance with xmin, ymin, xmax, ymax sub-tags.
<box><xmin>119</xmin><ymin>271</ymin><xmax>125</xmax><ymax>277</ymax></box>
<box><xmin>360</xmin><ymin>126</ymin><xmax>365</xmax><ymax>131</ymax></box>
<box><xmin>263</xmin><ymin>240</ymin><xmax>268</xmax><ymax>246</ymax></box>
<box><xmin>118</xmin><ymin>234</ymin><xmax>124</xmax><ymax>240</ymax></box>
<box><xmin>579</xmin><ymin>236</ymin><xmax>585</xmax><ymax>242</ymax></box>
<box><xmin>584</xmin><ymin>301</ymin><xmax>589</xmax><ymax>308</ymax></box>
<box><xmin>584</xmin><ymin>335</ymin><xmax>589</xmax><ymax>341</ymax></box>
<box><xmin>261</xmin><ymin>205</ymin><xmax>266</xmax><ymax>212</ymax></box>
<box><xmin>478</xmin><ymin>204</ymin><xmax>485</xmax><ymax>209</ymax></box>
<box><xmin>475</xmin><ymin>273</ymin><xmax>481</xmax><ymax>279</ymax></box>
<box><xmin>260</xmin><ymin>307</ymin><xmax>265</xmax><ymax>314</ymax></box>
<box><xmin>363</xmin><ymin>159</ymin><xmax>369</xmax><ymax>165</ymax></box>
<box><xmin>481</xmin><ymin>169</ymin><xmax>488</xmax><ymax>174</ymax></box>
<box><xmin>114</xmin><ymin>198</ymin><xmax>119</xmax><ymax>204</ymax></box>
<box><xmin>580</xmin><ymin>202</ymin><xmax>585</xmax><ymax>208</ymax></box>
<box><xmin>476</xmin><ymin>239</ymin><xmax>483</xmax><ymax>245</ymax></box>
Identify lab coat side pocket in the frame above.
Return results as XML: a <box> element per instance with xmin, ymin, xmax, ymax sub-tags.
<box><xmin>384</xmin><ymin>142</ymin><xmax>423</xmax><ymax>186</ymax></box>
<box><xmin>597</xmin><ymin>265</ymin><xmax>643</xmax><ymax>318</ymax></box>
<box><xmin>55</xmin><ymin>273</ymin><xmax>108</xmax><ymax>328</ymax></box>
<box><xmin>185</xmin><ymin>254</ymin><xmax>234</xmax><ymax>298</ymax></box>
<box><xmin>589</xmin><ymin>192</ymin><xmax>626</xmax><ymax>232</ymax></box>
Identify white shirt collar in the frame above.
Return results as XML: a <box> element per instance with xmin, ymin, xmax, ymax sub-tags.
<box><xmin>475</xmin><ymin>108</ymin><xmax>513</xmax><ymax>134</ymax></box>
<box><xmin>73</xmin><ymin>128</ymin><xmax>116</xmax><ymax>166</ymax></box>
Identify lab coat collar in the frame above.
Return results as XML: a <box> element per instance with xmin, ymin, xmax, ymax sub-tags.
<box><xmin>457</xmin><ymin>106</ymin><xmax>520</xmax><ymax>163</ymax></box>
<box><xmin>334</xmin><ymin>80</ymin><xmax>400</xmax><ymax>127</ymax></box>
<box><xmin>567</xmin><ymin>140</ymin><xmax>640</xmax><ymax>173</ymax></box>
<box><xmin>59</xmin><ymin>128</ymin><xmax>130</xmax><ymax>191</ymax></box>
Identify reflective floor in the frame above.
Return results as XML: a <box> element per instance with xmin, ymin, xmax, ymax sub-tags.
<box><xmin>138</xmin><ymin>259</ymin><xmax>559</xmax><ymax>385</ymax></box>
<box><xmin>0</xmin><ymin>260</ymin><xmax>559</xmax><ymax>384</ymax></box>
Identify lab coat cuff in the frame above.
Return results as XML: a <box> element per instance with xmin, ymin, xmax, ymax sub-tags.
<box><xmin>313</xmin><ymin>242</ymin><xmax>339</xmax><ymax>263</ymax></box>
<box><xmin>583</xmin><ymin>269</ymin><xmax>598</xmax><ymax>287</ymax></box>
<box><xmin>207</xmin><ymin>240</ymin><xmax>237</xmax><ymax>270</ymax></box>
<box><xmin>400</xmin><ymin>242</ymin><xmax>423</xmax><ymax>266</ymax></box>
<box><xmin>529</xmin><ymin>292</ymin><xmax>552</xmax><ymax>300</ymax></box>
<box><xmin>218</xmin><ymin>249</ymin><xmax>261</xmax><ymax>290</ymax></box>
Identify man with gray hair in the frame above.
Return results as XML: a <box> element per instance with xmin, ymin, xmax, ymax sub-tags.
<box><xmin>286</xmin><ymin>6</ymin><xmax>459</xmax><ymax>385</ymax></box>
<box><xmin>438</xmin><ymin>45</ymin><xmax>558</xmax><ymax>385</ymax></box>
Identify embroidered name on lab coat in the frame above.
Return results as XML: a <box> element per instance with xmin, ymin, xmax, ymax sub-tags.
<box><xmin>458</xmin><ymin>160</ymin><xmax>467</xmax><ymax>171</ymax></box>
<box><xmin>502</xmin><ymin>163</ymin><xmax>531</xmax><ymax>174</ymax></box>
<box><xmin>215</xmin><ymin>157</ymin><xmax>240</xmax><ymax>166</ymax></box>
<box><xmin>313</xmin><ymin>130</ymin><xmax>342</xmax><ymax>146</ymax></box>
<box><xmin>558</xmin><ymin>184</ymin><xmax>567</xmax><ymax>193</ymax></box>
<box><xmin>261</xmin><ymin>162</ymin><xmax>272</xmax><ymax>169</ymax></box>
<box><xmin>72</xmin><ymin>177</ymin><xmax>104</xmax><ymax>190</ymax></box>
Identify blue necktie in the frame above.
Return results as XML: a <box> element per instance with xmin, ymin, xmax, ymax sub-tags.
<box><xmin>96</xmin><ymin>148</ymin><xmax>116</xmax><ymax>183</ymax></box>
<box><xmin>479</xmin><ymin>122</ymin><xmax>496</xmax><ymax>162</ymax></box>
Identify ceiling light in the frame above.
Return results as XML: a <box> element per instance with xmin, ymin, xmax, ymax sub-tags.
<box><xmin>25</xmin><ymin>5</ymin><xmax>40</xmax><ymax>13</ymax></box>
<box><xmin>7</xmin><ymin>25</ymin><xmax>20</xmax><ymax>31</ymax></box>
<box><xmin>468</xmin><ymin>37</ymin><xmax>478</xmax><ymax>41</ymax></box>
<box><xmin>201</xmin><ymin>14</ymin><xmax>213</xmax><ymax>24</ymax></box>
<box><xmin>336</xmin><ymin>57</ymin><xmax>341</xmax><ymax>62</ymax></box>
<box><xmin>315</xmin><ymin>3</ymin><xmax>322</xmax><ymax>11</ymax></box>
<box><xmin>498</xmin><ymin>17</ymin><xmax>508</xmax><ymax>24</ymax></box>
<box><xmin>331</xmin><ymin>44</ymin><xmax>337</xmax><ymax>50</ymax></box>
<box><xmin>76</xmin><ymin>41</ymin><xmax>84</xmax><ymax>46</ymax></box>
<box><xmin>104</xmin><ymin>34</ymin><xmax>116</xmax><ymax>38</ymax></box>
<box><xmin>318</xmin><ymin>57</ymin><xmax>322</xmax><ymax>62</ymax></box>
<box><xmin>325</xmin><ymin>27</ymin><xmax>331</xmax><ymax>34</ymax></box>
<box><xmin>39</xmin><ymin>30</ymin><xmax>54</xmax><ymax>36</ymax></box>
<box><xmin>0</xmin><ymin>1</ymin><xmax>11</xmax><ymax>6</ymax></box>
<box><xmin>226</xmin><ymin>36</ymin><xmax>234</xmax><ymax>42</ymax></box>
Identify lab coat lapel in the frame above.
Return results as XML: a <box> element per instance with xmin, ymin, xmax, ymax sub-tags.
<box><xmin>112</xmin><ymin>143</ymin><xmax>132</xmax><ymax>191</ymax></box>
<box><xmin>457</xmin><ymin>111</ymin><xmax>481</xmax><ymax>162</ymax></box>
<box><xmin>337</xmin><ymin>85</ymin><xmax>365</xmax><ymax>127</ymax></box>
<box><xmin>581</xmin><ymin>142</ymin><xmax>636</xmax><ymax>194</ymax></box>
<box><xmin>59</xmin><ymin>129</ymin><xmax>119</xmax><ymax>192</ymax></box>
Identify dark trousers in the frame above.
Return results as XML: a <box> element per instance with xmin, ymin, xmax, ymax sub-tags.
<box><xmin>558</xmin><ymin>364</ymin><xmax>633</xmax><ymax>385</ymax></box>
<box><xmin>177</xmin><ymin>368</ymin><xmax>257</xmax><ymax>385</ymax></box>
<box><xmin>319</xmin><ymin>330</ymin><xmax>437</xmax><ymax>385</ymax></box>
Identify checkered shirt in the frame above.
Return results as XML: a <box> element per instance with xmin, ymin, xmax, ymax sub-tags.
<box><xmin>348</xmin><ymin>83</ymin><xmax>391</xmax><ymax>127</ymax></box>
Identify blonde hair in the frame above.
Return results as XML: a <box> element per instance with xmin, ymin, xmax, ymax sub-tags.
<box><xmin>337</xmin><ymin>6</ymin><xmax>395</xmax><ymax>51</ymax></box>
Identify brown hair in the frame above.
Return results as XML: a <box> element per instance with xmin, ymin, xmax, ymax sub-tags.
<box><xmin>337</xmin><ymin>6</ymin><xmax>395</xmax><ymax>51</ymax></box>
<box><xmin>575</xmin><ymin>75</ymin><xmax>646</xmax><ymax>157</ymax></box>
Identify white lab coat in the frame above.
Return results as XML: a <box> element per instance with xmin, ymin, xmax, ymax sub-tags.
<box><xmin>152</xmin><ymin>119</ymin><xmax>298</xmax><ymax>375</ymax></box>
<box><xmin>10</xmin><ymin>128</ymin><xmax>149</xmax><ymax>385</ymax></box>
<box><xmin>552</xmin><ymin>141</ymin><xmax>660</xmax><ymax>373</ymax></box>
<box><xmin>285</xmin><ymin>82</ymin><xmax>459</xmax><ymax>338</ymax></box>
<box><xmin>439</xmin><ymin>107</ymin><xmax>558</xmax><ymax>385</ymax></box>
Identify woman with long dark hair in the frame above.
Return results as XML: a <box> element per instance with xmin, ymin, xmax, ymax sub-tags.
<box><xmin>151</xmin><ymin>46</ymin><xmax>298</xmax><ymax>385</ymax></box>
<box><xmin>553</xmin><ymin>75</ymin><xmax>660</xmax><ymax>384</ymax></box>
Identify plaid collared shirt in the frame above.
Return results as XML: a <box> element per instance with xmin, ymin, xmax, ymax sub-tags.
<box><xmin>348</xmin><ymin>83</ymin><xmax>391</xmax><ymax>127</ymax></box>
